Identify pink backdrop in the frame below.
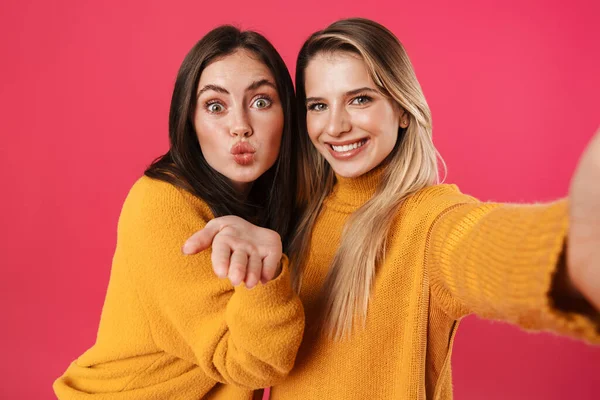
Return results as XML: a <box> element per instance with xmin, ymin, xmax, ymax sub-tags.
<box><xmin>1</xmin><ymin>0</ymin><xmax>599</xmax><ymax>398</ymax></box>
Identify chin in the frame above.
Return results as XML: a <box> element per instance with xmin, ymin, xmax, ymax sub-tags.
<box><xmin>331</xmin><ymin>164</ymin><xmax>367</xmax><ymax>179</ymax></box>
<box><xmin>229</xmin><ymin>169</ymin><xmax>264</xmax><ymax>184</ymax></box>
<box><xmin>229</xmin><ymin>175</ymin><xmax>259</xmax><ymax>184</ymax></box>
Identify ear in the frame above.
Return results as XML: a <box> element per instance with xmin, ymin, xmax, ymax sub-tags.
<box><xmin>399</xmin><ymin>109</ymin><xmax>409</xmax><ymax>128</ymax></box>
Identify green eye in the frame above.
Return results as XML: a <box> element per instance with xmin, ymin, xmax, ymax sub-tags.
<box><xmin>253</xmin><ymin>98</ymin><xmax>272</xmax><ymax>109</ymax></box>
<box><xmin>207</xmin><ymin>103</ymin><xmax>224</xmax><ymax>113</ymax></box>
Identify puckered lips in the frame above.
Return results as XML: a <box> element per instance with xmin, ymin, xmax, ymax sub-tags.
<box><xmin>230</xmin><ymin>141</ymin><xmax>256</xmax><ymax>166</ymax></box>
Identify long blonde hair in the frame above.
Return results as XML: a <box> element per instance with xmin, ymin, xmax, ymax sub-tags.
<box><xmin>289</xmin><ymin>18</ymin><xmax>444</xmax><ymax>340</ymax></box>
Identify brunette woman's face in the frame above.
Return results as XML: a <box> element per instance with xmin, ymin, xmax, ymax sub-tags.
<box><xmin>194</xmin><ymin>49</ymin><xmax>284</xmax><ymax>193</ymax></box>
<box><xmin>304</xmin><ymin>51</ymin><xmax>406</xmax><ymax>178</ymax></box>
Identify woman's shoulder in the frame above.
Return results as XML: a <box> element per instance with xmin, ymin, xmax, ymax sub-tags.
<box><xmin>398</xmin><ymin>183</ymin><xmax>479</xmax><ymax>223</ymax></box>
<box><xmin>407</xmin><ymin>183</ymin><xmax>478</xmax><ymax>208</ymax></box>
<box><xmin>122</xmin><ymin>175</ymin><xmax>214</xmax><ymax>223</ymax></box>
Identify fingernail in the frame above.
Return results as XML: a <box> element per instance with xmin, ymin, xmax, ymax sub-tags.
<box><xmin>214</xmin><ymin>266</ymin><xmax>227</xmax><ymax>278</ymax></box>
<box><xmin>215</xmin><ymin>269</ymin><xmax>227</xmax><ymax>278</ymax></box>
<box><xmin>245</xmin><ymin>277</ymin><xmax>256</xmax><ymax>290</ymax></box>
<box><xmin>229</xmin><ymin>271</ymin><xmax>242</xmax><ymax>286</ymax></box>
<box><xmin>182</xmin><ymin>242</ymin><xmax>192</xmax><ymax>255</ymax></box>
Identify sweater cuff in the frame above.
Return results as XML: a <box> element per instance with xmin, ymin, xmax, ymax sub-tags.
<box><xmin>233</xmin><ymin>254</ymin><xmax>296</xmax><ymax>305</ymax></box>
<box><xmin>532</xmin><ymin>200</ymin><xmax>600</xmax><ymax>343</ymax></box>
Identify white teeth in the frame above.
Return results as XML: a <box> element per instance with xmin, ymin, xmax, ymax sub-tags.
<box><xmin>331</xmin><ymin>140</ymin><xmax>365</xmax><ymax>153</ymax></box>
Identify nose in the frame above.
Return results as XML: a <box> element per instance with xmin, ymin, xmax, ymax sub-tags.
<box><xmin>229</xmin><ymin>107</ymin><xmax>253</xmax><ymax>137</ymax></box>
<box><xmin>324</xmin><ymin>105</ymin><xmax>351</xmax><ymax>137</ymax></box>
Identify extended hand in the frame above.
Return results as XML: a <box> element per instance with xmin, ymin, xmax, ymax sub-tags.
<box><xmin>182</xmin><ymin>216</ymin><xmax>283</xmax><ymax>289</ymax></box>
<box><xmin>568</xmin><ymin>128</ymin><xmax>600</xmax><ymax>310</ymax></box>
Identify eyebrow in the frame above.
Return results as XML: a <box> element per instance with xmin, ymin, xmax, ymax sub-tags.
<box><xmin>197</xmin><ymin>84</ymin><xmax>229</xmax><ymax>97</ymax></box>
<box><xmin>305</xmin><ymin>86</ymin><xmax>379</xmax><ymax>104</ymax></box>
<box><xmin>247</xmin><ymin>79</ymin><xmax>277</xmax><ymax>92</ymax></box>
<box><xmin>197</xmin><ymin>79</ymin><xmax>277</xmax><ymax>99</ymax></box>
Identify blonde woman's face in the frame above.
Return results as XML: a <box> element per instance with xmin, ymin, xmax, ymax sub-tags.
<box><xmin>304</xmin><ymin>52</ymin><xmax>403</xmax><ymax>178</ymax></box>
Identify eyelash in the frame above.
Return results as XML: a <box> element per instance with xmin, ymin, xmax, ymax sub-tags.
<box><xmin>204</xmin><ymin>94</ymin><xmax>274</xmax><ymax>114</ymax></box>
<box><xmin>307</xmin><ymin>93</ymin><xmax>374</xmax><ymax>111</ymax></box>
<box><xmin>307</xmin><ymin>102</ymin><xmax>325</xmax><ymax>112</ymax></box>
<box><xmin>350</xmin><ymin>94</ymin><xmax>373</xmax><ymax>105</ymax></box>
<box><xmin>252</xmin><ymin>94</ymin><xmax>273</xmax><ymax>109</ymax></box>
<box><xmin>205</xmin><ymin>100</ymin><xmax>224</xmax><ymax>114</ymax></box>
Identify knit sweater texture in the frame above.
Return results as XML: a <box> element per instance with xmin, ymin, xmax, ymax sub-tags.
<box><xmin>270</xmin><ymin>168</ymin><xmax>599</xmax><ymax>400</ymax></box>
<box><xmin>54</xmin><ymin>176</ymin><xmax>305</xmax><ymax>399</ymax></box>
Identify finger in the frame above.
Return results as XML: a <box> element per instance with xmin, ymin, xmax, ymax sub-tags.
<box><xmin>228</xmin><ymin>250</ymin><xmax>248</xmax><ymax>286</ymax></box>
<box><xmin>261</xmin><ymin>252</ymin><xmax>282</xmax><ymax>283</ymax></box>
<box><xmin>245</xmin><ymin>252</ymin><xmax>262</xmax><ymax>289</ymax></box>
<box><xmin>211</xmin><ymin>238</ymin><xmax>231</xmax><ymax>279</ymax></box>
<box><xmin>182</xmin><ymin>219</ymin><xmax>222</xmax><ymax>255</ymax></box>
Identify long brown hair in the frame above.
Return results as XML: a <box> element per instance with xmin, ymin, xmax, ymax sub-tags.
<box><xmin>145</xmin><ymin>25</ymin><xmax>298</xmax><ymax>246</ymax></box>
<box><xmin>289</xmin><ymin>18</ymin><xmax>443</xmax><ymax>339</ymax></box>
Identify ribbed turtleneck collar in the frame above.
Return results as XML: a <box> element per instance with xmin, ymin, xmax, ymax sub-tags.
<box><xmin>326</xmin><ymin>166</ymin><xmax>385</xmax><ymax>212</ymax></box>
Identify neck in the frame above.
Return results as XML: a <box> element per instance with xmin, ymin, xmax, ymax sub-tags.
<box><xmin>330</xmin><ymin>165</ymin><xmax>385</xmax><ymax>209</ymax></box>
<box><xmin>230</xmin><ymin>180</ymin><xmax>253</xmax><ymax>200</ymax></box>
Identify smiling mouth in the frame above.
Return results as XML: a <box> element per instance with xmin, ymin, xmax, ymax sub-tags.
<box><xmin>329</xmin><ymin>139</ymin><xmax>368</xmax><ymax>153</ymax></box>
<box><xmin>326</xmin><ymin>138</ymin><xmax>370</xmax><ymax>160</ymax></box>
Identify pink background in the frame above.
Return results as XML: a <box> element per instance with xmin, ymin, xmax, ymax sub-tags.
<box><xmin>1</xmin><ymin>0</ymin><xmax>599</xmax><ymax>398</ymax></box>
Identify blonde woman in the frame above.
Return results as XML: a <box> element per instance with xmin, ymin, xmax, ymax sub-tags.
<box><xmin>184</xmin><ymin>18</ymin><xmax>600</xmax><ymax>399</ymax></box>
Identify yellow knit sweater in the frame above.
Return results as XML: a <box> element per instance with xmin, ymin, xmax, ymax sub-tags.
<box><xmin>53</xmin><ymin>176</ymin><xmax>305</xmax><ymax>399</ymax></box>
<box><xmin>270</xmin><ymin>169</ymin><xmax>600</xmax><ymax>400</ymax></box>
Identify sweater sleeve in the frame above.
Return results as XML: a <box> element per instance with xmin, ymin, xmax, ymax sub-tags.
<box><xmin>115</xmin><ymin>177</ymin><xmax>305</xmax><ymax>389</ymax></box>
<box><xmin>426</xmin><ymin>194</ymin><xmax>600</xmax><ymax>343</ymax></box>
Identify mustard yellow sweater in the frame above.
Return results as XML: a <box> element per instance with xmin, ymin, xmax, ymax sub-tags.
<box><xmin>270</xmin><ymin>169</ymin><xmax>600</xmax><ymax>400</ymax></box>
<box><xmin>53</xmin><ymin>176</ymin><xmax>305</xmax><ymax>399</ymax></box>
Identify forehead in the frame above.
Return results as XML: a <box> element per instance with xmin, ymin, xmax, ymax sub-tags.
<box><xmin>304</xmin><ymin>51</ymin><xmax>373</xmax><ymax>96</ymax></box>
<box><xmin>198</xmin><ymin>49</ymin><xmax>274</xmax><ymax>88</ymax></box>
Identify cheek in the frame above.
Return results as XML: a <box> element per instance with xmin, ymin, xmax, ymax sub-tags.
<box><xmin>194</xmin><ymin>117</ymin><xmax>226</xmax><ymax>157</ymax></box>
<box><xmin>353</xmin><ymin>109</ymin><xmax>382</xmax><ymax>132</ymax></box>
<box><xmin>378</xmin><ymin>123</ymin><xmax>399</xmax><ymax>155</ymax></box>
<box><xmin>194</xmin><ymin>113</ymin><xmax>212</xmax><ymax>141</ymax></box>
<box><xmin>306</xmin><ymin>114</ymin><xmax>323</xmax><ymax>144</ymax></box>
<box><xmin>258</xmin><ymin>111</ymin><xmax>285</xmax><ymax>155</ymax></box>
<box><xmin>356</xmin><ymin>108</ymin><xmax>398</xmax><ymax>143</ymax></box>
